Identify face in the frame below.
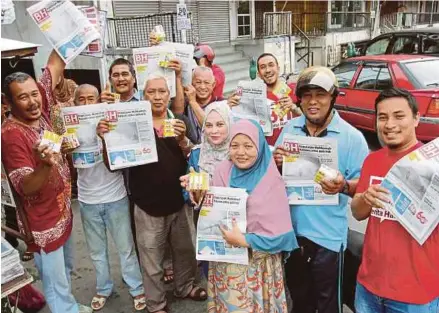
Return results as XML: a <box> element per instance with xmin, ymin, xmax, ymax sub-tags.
<box><xmin>110</xmin><ymin>64</ymin><xmax>135</xmax><ymax>95</ymax></box>
<box><xmin>376</xmin><ymin>97</ymin><xmax>419</xmax><ymax>149</ymax></box>
<box><xmin>9</xmin><ymin>78</ymin><xmax>42</xmax><ymax>122</ymax></box>
<box><xmin>144</xmin><ymin>78</ymin><xmax>170</xmax><ymax>116</ymax></box>
<box><xmin>75</xmin><ymin>86</ymin><xmax>99</xmax><ymax>106</ymax></box>
<box><xmin>300</xmin><ymin>88</ymin><xmax>333</xmax><ymax>125</ymax></box>
<box><xmin>230</xmin><ymin>134</ymin><xmax>258</xmax><ymax>170</ymax></box>
<box><xmin>193</xmin><ymin>71</ymin><xmax>215</xmax><ymax>101</ymax></box>
<box><xmin>257</xmin><ymin>55</ymin><xmax>280</xmax><ymax>86</ymax></box>
<box><xmin>204</xmin><ymin>111</ymin><xmax>228</xmax><ymax>145</ymax></box>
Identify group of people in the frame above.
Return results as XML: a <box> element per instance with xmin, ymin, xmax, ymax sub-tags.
<box><xmin>1</xmin><ymin>33</ymin><xmax>438</xmax><ymax>313</ymax></box>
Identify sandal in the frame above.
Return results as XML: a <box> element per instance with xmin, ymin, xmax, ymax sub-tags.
<box><xmin>185</xmin><ymin>286</ymin><xmax>207</xmax><ymax>301</ymax></box>
<box><xmin>163</xmin><ymin>269</ymin><xmax>174</xmax><ymax>284</ymax></box>
<box><xmin>133</xmin><ymin>294</ymin><xmax>147</xmax><ymax>311</ymax></box>
<box><xmin>21</xmin><ymin>251</ymin><xmax>34</xmax><ymax>262</ymax></box>
<box><xmin>90</xmin><ymin>295</ymin><xmax>107</xmax><ymax>311</ymax></box>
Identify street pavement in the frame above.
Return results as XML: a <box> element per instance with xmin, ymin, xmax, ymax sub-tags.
<box><xmin>24</xmin><ymin>130</ymin><xmax>382</xmax><ymax>313</ymax></box>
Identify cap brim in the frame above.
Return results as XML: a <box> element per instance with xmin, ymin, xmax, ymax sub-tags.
<box><xmin>194</xmin><ymin>50</ymin><xmax>205</xmax><ymax>59</ymax></box>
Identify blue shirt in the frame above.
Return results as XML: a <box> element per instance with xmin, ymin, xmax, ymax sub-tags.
<box><xmin>275</xmin><ymin>111</ymin><xmax>369</xmax><ymax>252</ymax></box>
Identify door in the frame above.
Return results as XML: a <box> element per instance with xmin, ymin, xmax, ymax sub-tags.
<box><xmin>237</xmin><ymin>0</ymin><xmax>252</xmax><ymax>38</ymax></box>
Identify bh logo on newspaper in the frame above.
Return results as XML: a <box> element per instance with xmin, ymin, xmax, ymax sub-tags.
<box><xmin>64</xmin><ymin>114</ymin><xmax>79</xmax><ymax>126</ymax></box>
<box><xmin>134</xmin><ymin>53</ymin><xmax>148</xmax><ymax>64</ymax></box>
<box><xmin>105</xmin><ymin>111</ymin><xmax>118</xmax><ymax>122</ymax></box>
<box><xmin>204</xmin><ymin>193</ymin><xmax>214</xmax><ymax>207</ymax></box>
<box><xmin>284</xmin><ymin>141</ymin><xmax>300</xmax><ymax>154</ymax></box>
<box><xmin>33</xmin><ymin>8</ymin><xmax>50</xmax><ymax>24</ymax></box>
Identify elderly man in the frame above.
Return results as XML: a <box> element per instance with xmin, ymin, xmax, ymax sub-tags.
<box><xmin>97</xmin><ymin>75</ymin><xmax>205</xmax><ymax>313</ymax></box>
<box><xmin>1</xmin><ymin>51</ymin><xmax>92</xmax><ymax>313</ymax></box>
<box><xmin>73</xmin><ymin>84</ymin><xmax>146</xmax><ymax>311</ymax></box>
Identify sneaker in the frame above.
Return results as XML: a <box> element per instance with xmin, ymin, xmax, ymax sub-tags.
<box><xmin>78</xmin><ymin>304</ymin><xmax>93</xmax><ymax>313</ymax></box>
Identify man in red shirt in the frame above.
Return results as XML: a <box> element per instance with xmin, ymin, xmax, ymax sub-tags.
<box><xmin>1</xmin><ymin>51</ymin><xmax>92</xmax><ymax>313</ymax></box>
<box><xmin>351</xmin><ymin>88</ymin><xmax>439</xmax><ymax>312</ymax></box>
<box><xmin>193</xmin><ymin>44</ymin><xmax>225</xmax><ymax>98</ymax></box>
<box><xmin>228</xmin><ymin>53</ymin><xmax>301</xmax><ymax>146</ymax></box>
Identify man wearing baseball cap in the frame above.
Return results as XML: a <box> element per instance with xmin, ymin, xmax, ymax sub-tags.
<box><xmin>273</xmin><ymin>66</ymin><xmax>369</xmax><ymax>313</ymax></box>
<box><xmin>194</xmin><ymin>44</ymin><xmax>225</xmax><ymax>98</ymax></box>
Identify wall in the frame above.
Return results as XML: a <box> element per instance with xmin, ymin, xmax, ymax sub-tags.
<box><xmin>263</xmin><ymin>36</ymin><xmax>296</xmax><ymax>75</ymax></box>
<box><xmin>325</xmin><ymin>29</ymin><xmax>370</xmax><ymax>66</ymax></box>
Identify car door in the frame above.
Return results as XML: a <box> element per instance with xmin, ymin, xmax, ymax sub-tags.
<box><xmin>344</xmin><ymin>62</ymin><xmax>394</xmax><ymax>131</ymax></box>
<box><xmin>331</xmin><ymin>61</ymin><xmax>361</xmax><ymax>123</ymax></box>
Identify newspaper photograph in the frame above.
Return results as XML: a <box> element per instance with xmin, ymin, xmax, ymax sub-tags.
<box><xmin>80</xmin><ymin>7</ymin><xmax>107</xmax><ymax>58</ymax></box>
<box><xmin>133</xmin><ymin>46</ymin><xmax>176</xmax><ymax>99</ymax></box>
<box><xmin>232</xmin><ymin>80</ymin><xmax>272</xmax><ymax>135</ymax></box>
<box><xmin>27</xmin><ymin>0</ymin><xmax>100</xmax><ymax>64</ymax></box>
<box><xmin>61</xmin><ymin>103</ymin><xmax>106</xmax><ymax>169</ymax></box>
<box><xmin>196</xmin><ymin>187</ymin><xmax>249</xmax><ymax>265</ymax></box>
<box><xmin>281</xmin><ymin>135</ymin><xmax>339</xmax><ymax>205</ymax></box>
<box><xmin>162</xmin><ymin>42</ymin><xmax>194</xmax><ymax>87</ymax></box>
<box><xmin>1</xmin><ymin>163</ymin><xmax>16</xmax><ymax>208</ymax></box>
<box><xmin>103</xmin><ymin>101</ymin><xmax>158</xmax><ymax>170</ymax></box>
<box><xmin>379</xmin><ymin>138</ymin><xmax>439</xmax><ymax>245</ymax></box>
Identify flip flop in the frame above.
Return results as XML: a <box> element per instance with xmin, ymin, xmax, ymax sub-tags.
<box><xmin>163</xmin><ymin>269</ymin><xmax>174</xmax><ymax>284</ymax></box>
<box><xmin>184</xmin><ymin>286</ymin><xmax>207</xmax><ymax>301</ymax></box>
<box><xmin>133</xmin><ymin>294</ymin><xmax>147</xmax><ymax>311</ymax></box>
<box><xmin>90</xmin><ymin>295</ymin><xmax>107</xmax><ymax>311</ymax></box>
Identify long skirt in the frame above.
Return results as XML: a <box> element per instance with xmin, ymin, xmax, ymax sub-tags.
<box><xmin>207</xmin><ymin>251</ymin><xmax>287</xmax><ymax>313</ymax></box>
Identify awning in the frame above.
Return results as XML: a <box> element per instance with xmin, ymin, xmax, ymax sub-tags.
<box><xmin>1</xmin><ymin>38</ymin><xmax>41</xmax><ymax>58</ymax></box>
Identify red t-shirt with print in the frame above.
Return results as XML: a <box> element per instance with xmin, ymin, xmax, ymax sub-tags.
<box><xmin>356</xmin><ymin>142</ymin><xmax>439</xmax><ymax>304</ymax></box>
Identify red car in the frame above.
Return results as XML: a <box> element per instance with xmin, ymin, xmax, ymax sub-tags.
<box><xmin>292</xmin><ymin>55</ymin><xmax>439</xmax><ymax>142</ymax></box>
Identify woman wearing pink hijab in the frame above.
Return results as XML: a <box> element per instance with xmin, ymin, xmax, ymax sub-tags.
<box><xmin>208</xmin><ymin>119</ymin><xmax>298</xmax><ymax>313</ymax></box>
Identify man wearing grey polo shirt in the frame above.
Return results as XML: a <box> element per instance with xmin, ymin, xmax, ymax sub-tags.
<box><xmin>274</xmin><ymin>66</ymin><xmax>369</xmax><ymax>313</ymax></box>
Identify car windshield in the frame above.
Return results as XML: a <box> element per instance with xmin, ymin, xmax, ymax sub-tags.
<box><xmin>404</xmin><ymin>59</ymin><xmax>439</xmax><ymax>89</ymax></box>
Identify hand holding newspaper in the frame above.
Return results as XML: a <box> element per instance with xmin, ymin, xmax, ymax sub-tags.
<box><xmin>27</xmin><ymin>0</ymin><xmax>100</xmax><ymax>64</ymax></box>
<box><xmin>281</xmin><ymin>135</ymin><xmax>339</xmax><ymax>205</ymax></box>
<box><xmin>378</xmin><ymin>138</ymin><xmax>439</xmax><ymax>245</ymax></box>
<box><xmin>196</xmin><ymin>187</ymin><xmax>249</xmax><ymax>265</ymax></box>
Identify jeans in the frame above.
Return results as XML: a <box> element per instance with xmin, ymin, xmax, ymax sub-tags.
<box><xmin>34</xmin><ymin>234</ymin><xmax>79</xmax><ymax>313</ymax></box>
<box><xmin>355</xmin><ymin>283</ymin><xmax>439</xmax><ymax>313</ymax></box>
<box><xmin>79</xmin><ymin>196</ymin><xmax>144</xmax><ymax>298</ymax></box>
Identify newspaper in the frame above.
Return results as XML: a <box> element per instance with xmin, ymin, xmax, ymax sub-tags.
<box><xmin>162</xmin><ymin>42</ymin><xmax>194</xmax><ymax>87</ymax></box>
<box><xmin>1</xmin><ymin>163</ymin><xmax>16</xmax><ymax>207</ymax></box>
<box><xmin>232</xmin><ymin>80</ymin><xmax>272</xmax><ymax>136</ymax></box>
<box><xmin>1</xmin><ymin>0</ymin><xmax>15</xmax><ymax>25</ymax></box>
<box><xmin>133</xmin><ymin>46</ymin><xmax>177</xmax><ymax>99</ymax></box>
<box><xmin>27</xmin><ymin>0</ymin><xmax>100</xmax><ymax>64</ymax></box>
<box><xmin>379</xmin><ymin>138</ymin><xmax>439</xmax><ymax>245</ymax></box>
<box><xmin>80</xmin><ymin>7</ymin><xmax>107</xmax><ymax>58</ymax></box>
<box><xmin>196</xmin><ymin>187</ymin><xmax>249</xmax><ymax>265</ymax></box>
<box><xmin>281</xmin><ymin>135</ymin><xmax>339</xmax><ymax>205</ymax></box>
<box><xmin>103</xmin><ymin>101</ymin><xmax>158</xmax><ymax>170</ymax></box>
<box><xmin>61</xmin><ymin>103</ymin><xmax>106</xmax><ymax>168</ymax></box>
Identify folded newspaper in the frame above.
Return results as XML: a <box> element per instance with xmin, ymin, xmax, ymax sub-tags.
<box><xmin>1</xmin><ymin>238</ymin><xmax>24</xmax><ymax>284</ymax></box>
<box><xmin>196</xmin><ymin>187</ymin><xmax>249</xmax><ymax>265</ymax></box>
<box><xmin>1</xmin><ymin>163</ymin><xmax>16</xmax><ymax>208</ymax></box>
<box><xmin>232</xmin><ymin>80</ymin><xmax>273</xmax><ymax>136</ymax></box>
<box><xmin>281</xmin><ymin>135</ymin><xmax>339</xmax><ymax>205</ymax></box>
<box><xmin>80</xmin><ymin>6</ymin><xmax>107</xmax><ymax>58</ymax></box>
<box><xmin>27</xmin><ymin>0</ymin><xmax>100</xmax><ymax>64</ymax></box>
<box><xmin>62</xmin><ymin>101</ymin><xmax>158</xmax><ymax>170</ymax></box>
<box><xmin>379</xmin><ymin>138</ymin><xmax>439</xmax><ymax>245</ymax></box>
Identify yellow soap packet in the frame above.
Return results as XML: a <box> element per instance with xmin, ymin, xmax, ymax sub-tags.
<box><xmin>62</xmin><ymin>133</ymin><xmax>80</xmax><ymax>150</ymax></box>
<box><xmin>158</xmin><ymin>51</ymin><xmax>174</xmax><ymax>68</ymax></box>
<box><xmin>112</xmin><ymin>93</ymin><xmax>121</xmax><ymax>103</ymax></box>
<box><xmin>314</xmin><ymin>164</ymin><xmax>338</xmax><ymax>184</ymax></box>
<box><xmin>162</xmin><ymin>119</ymin><xmax>176</xmax><ymax>137</ymax></box>
<box><xmin>40</xmin><ymin>130</ymin><xmax>63</xmax><ymax>153</ymax></box>
<box><xmin>273</xmin><ymin>102</ymin><xmax>289</xmax><ymax>119</ymax></box>
<box><xmin>273</xmin><ymin>82</ymin><xmax>291</xmax><ymax>99</ymax></box>
<box><xmin>188</xmin><ymin>172</ymin><xmax>209</xmax><ymax>191</ymax></box>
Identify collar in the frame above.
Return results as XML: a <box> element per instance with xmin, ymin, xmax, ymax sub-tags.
<box><xmin>126</xmin><ymin>89</ymin><xmax>140</xmax><ymax>102</ymax></box>
<box><xmin>293</xmin><ymin>110</ymin><xmax>341</xmax><ymax>136</ymax></box>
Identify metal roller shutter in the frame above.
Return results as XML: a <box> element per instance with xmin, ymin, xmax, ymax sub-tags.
<box><xmin>198</xmin><ymin>1</ymin><xmax>230</xmax><ymax>43</ymax></box>
<box><xmin>112</xmin><ymin>1</ymin><xmax>160</xmax><ymax>17</ymax></box>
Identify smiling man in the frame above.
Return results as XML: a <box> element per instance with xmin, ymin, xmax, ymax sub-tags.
<box><xmin>351</xmin><ymin>88</ymin><xmax>439</xmax><ymax>313</ymax></box>
<box><xmin>273</xmin><ymin>66</ymin><xmax>369</xmax><ymax>313</ymax></box>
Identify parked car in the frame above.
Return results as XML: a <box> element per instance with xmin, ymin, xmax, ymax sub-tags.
<box><xmin>359</xmin><ymin>28</ymin><xmax>439</xmax><ymax>57</ymax></box>
<box><xmin>290</xmin><ymin>55</ymin><xmax>439</xmax><ymax>142</ymax></box>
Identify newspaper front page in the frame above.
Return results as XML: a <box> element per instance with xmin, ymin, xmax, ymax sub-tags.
<box><xmin>380</xmin><ymin>138</ymin><xmax>439</xmax><ymax>245</ymax></box>
<box><xmin>133</xmin><ymin>46</ymin><xmax>177</xmax><ymax>99</ymax></box>
<box><xmin>61</xmin><ymin>103</ymin><xmax>106</xmax><ymax>168</ymax></box>
<box><xmin>232</xmin><ymin>80</ymin><xmax>272</xmax><ymax>136</ymax></box>
<box><xmin>27</xmin><ymin>0</ymin><xmax>100</xmax><ymax>64</ymax></box>
<box><xmin>103</xmin><ymin>101</ymin><xmax>158</xmax><ymax>170</ymax></box>
<box><xmin>196</xmin><ymin>187</ymin><xmax>249</xmax><ymax>265</ymax></box>
<box><xmin>80</xmin><ymin>7</ymin><xmax>107</xmax><ymax>58</ymax></box>
<box><xmin>1</xmin><ymin>164</ymin><xmax>16</xmax><ymax>207</ymax></box>
<box><xmin>281</xmin><ymin>135</ymin><xmax>339</xmax><ymax>205</ymax></box>
<box><xmin>162</xmin><ymin>42</ymin><xmax>194</xmax><ymax>87</ymax></box>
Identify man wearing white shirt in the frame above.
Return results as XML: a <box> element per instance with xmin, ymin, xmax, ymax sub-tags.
<box><xmin>73</xmin><ymin>84</ymin><xmax>146</xmax><ymax>311</ymax></box>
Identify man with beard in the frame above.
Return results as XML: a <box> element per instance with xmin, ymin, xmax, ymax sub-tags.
<box><xmin>351</xmin><ymin>88</ymin><xmax>439</xmax><ymax>313</ymax></box>
<box><xmin>96</xmin><ymin>75</ymin><xmax>206</xmax><ymax>313</ymax></box>
<box><xmin>1</xmin><ymin>51</ymin><xmax>92</xmax><ymax>313</ymax></box>
<box><xmin>273</xmin><ymin>66</ymin><xmax>369</xmax><ymax>313</ymax></box>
